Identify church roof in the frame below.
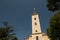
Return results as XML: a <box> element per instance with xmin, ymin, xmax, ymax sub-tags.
<box><xmin>42</xmin><ymin>32</ymin><xmax>47</xmax><ymax>36</ymax></box>
<box><xmin>32</xmin><ymin>11</ymin><xmax>38</xmax><ymax>15</ymax></box>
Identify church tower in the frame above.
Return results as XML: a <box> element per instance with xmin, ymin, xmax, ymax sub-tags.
<box><xmin>31</xmin><ymin>8</ymin><xmax>42</xmax><ymax>40</ymax></box>
<box><xmin>32</xmin><ymin>11</ymin><xmax>41</xmax><ymax>34</ymax></box>
<box><xmin>25</xmin><ymin>8</ymin><xmax>50</xmax><ymax>40</ymax></box>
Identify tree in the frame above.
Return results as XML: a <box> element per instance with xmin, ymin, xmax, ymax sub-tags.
<box><xmin>0</xmin><ymin>28</ymin><xmax>8</xmax><ymax>40</ymax></box>
<box><xmin>47</xmin><ymin>12</ymin><xmax>60</xmax><ymax>40</ymax></box>
<box><xmin>0</xmin><ymin>21</ymin><xmax>18</xmax><ymax>40</ymax></box>
<box><xmin>47</xmin><ymin>0</ymin><xmax>60</xmax><ymax>12</ymax></box>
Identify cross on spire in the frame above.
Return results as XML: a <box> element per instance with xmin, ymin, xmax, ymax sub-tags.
<box><xmin>32</xmin><ymin>8</ymin><xmax>38</xmax><ymax>15</ymax></box>
<box><xmin>34</xmin><ymin>8</ymin><xmax>36</xmax><ymax>11</ymax></box>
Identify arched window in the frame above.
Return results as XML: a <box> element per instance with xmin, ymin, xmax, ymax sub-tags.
<box><xmin>35</xmin><ymin>22</ymin><xmax>37</xmax><ymax>25</ymax></box>
<box><xmin>36</xmin><ymin>30</ymin><xmax>37</xmax><ymax>32</ymax></box>
<box><xmin>34</xmin><ymin>18</ymin><xmax>36</xmax><ymax>20</ymax></box>
<box><xmin>36</xmin><ymin>36</ymin><xmax>38</xmax><ymax>40</ymax></box>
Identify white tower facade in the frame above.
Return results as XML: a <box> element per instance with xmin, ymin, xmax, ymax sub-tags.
<box><xmin>32</xmin><ymin>11</ymin><xmax>42</xmax><ymax>40</ymax></box>
<box><xmin>32</xmin><ymin>12</ymin><xmax>41</xmax><ymax>33</ymax></box>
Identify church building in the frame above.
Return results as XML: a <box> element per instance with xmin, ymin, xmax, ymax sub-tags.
<box><xmin>25</xmin><ymin>9</ymin><xmax>50</xmax><ymax>40</ymax></box>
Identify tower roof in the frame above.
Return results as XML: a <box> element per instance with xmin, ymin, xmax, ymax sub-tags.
<box><xmin>32</xmin><ymin>8</ymin><xmax>38</xmax><ymax>15</ymax></box>
<box><xmin>32</xmin><ymin>11</ymin><xmax>38</xmax><ymax>15</ymax></box>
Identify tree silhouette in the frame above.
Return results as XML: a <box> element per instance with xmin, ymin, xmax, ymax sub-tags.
<box><xmin>47</xmin><ymin>0</ymin><xmax>60</xmax><ymax>12</ymax></box>
<box><xmin>47</xmin><ymin>12</ymin><xmax>60</xmax><ymax>40</ymax></box>
<box><xmin>0</xmin><ymin>21</ymin><xmax>18</xmax><ymax>40</ymax></box>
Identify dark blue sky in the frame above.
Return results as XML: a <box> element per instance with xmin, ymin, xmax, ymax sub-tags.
<box><xmin>0</xmin><ymin>0</ymin><xmax>54</xmax><ymax>40</ymax></box>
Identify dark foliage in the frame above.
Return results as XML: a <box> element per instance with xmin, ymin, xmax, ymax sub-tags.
<box><xmin>0</xmin><ymin>21</ymin><xmax>17</xmax><ymax>40</ymax></box>
<box><xmin>47</xmin><ymin>12</ymin><xmax>60</xmax><ymax>40</ymax></box>
<box><xmin>47</xmin><ymin>0</ymin><xmax>60</xmax><ymax>12</ymax></box>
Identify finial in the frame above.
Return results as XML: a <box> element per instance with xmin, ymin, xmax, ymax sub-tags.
<box><xmin>34</xmin><ymin>8</ymin><xmax>36</xmax><ymax>11</ymax></box>
<box><xmin>32</xmin><ymin>8</ymin><xmax>38</xmax><ymax>15</ymax></box>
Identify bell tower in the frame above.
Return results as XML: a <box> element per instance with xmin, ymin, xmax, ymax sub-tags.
<box><xmin>32</xmin><ymin>8</ymin><xmax>42</xmax><ymax>40</ymax></box>
<box><xmin>25</xmin><ymin>8</ymin><xmax>50</xmax><ymax>40</ymax></box>
<box><xmin>32</xmin><ymin>8</ymin><xmax>41</xmax><ymax>34</ymax></box>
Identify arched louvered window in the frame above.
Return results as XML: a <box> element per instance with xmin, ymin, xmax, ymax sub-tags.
<box><xmin>34</xmin><ymin>18</ymin><xmax>36</xmax><ymax>20</ymax></box>
<box><xmin>35</xmin><ymin>22</ymin><xmax>37</xmax><ymax>25</ymax></box>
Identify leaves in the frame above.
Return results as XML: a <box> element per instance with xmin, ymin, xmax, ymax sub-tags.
<box><xmin>0</xmin><ymin>21</ymin><xmax>18</xmax><ymax>40</ymax></box>
<box><xmin>47</xmin><ymin>0</ymin><xmax>60</xmax><ymax>12</ymax></box>
<box><xmin>47</xmin><ymin>12</ymin><xmax>60</xmax><ymax>40</ymax></box>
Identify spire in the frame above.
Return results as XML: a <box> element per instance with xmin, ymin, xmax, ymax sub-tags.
<box><xmin>34</xmin><ymin>8</ymin><xmax>36</xmax><ymax>11</ymax></box>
